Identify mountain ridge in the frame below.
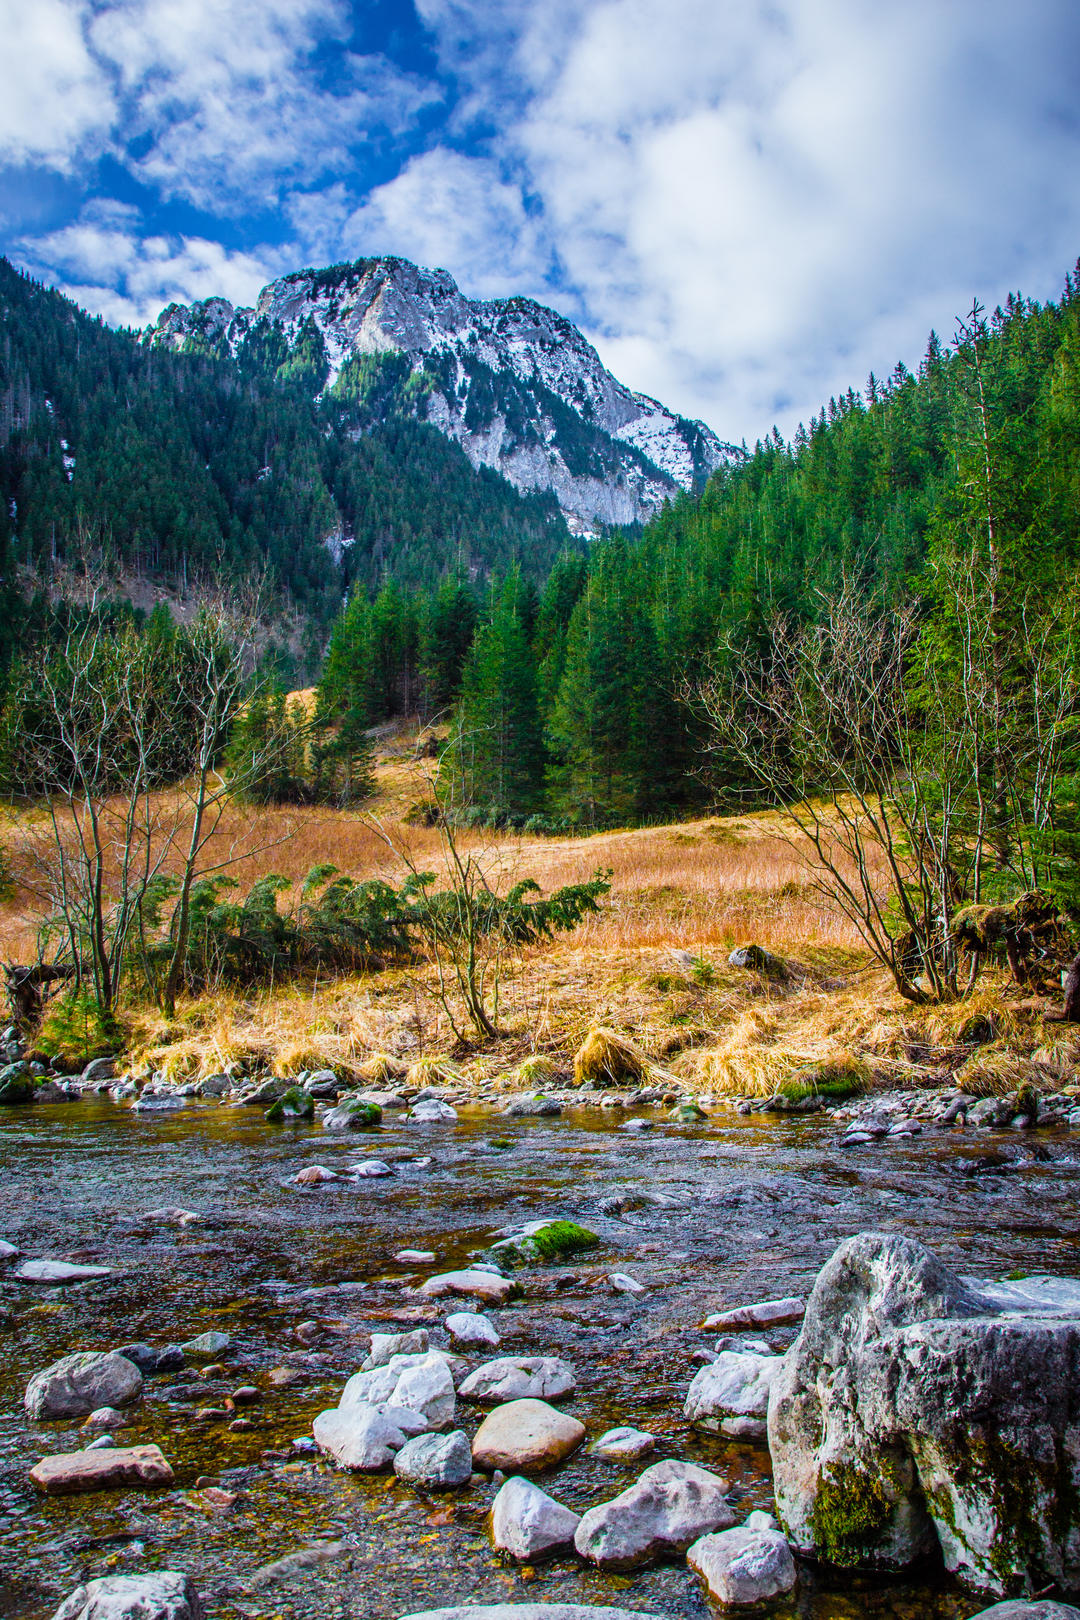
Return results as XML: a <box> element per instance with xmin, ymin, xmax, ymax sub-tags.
<box><xmin>147</xmin><ymin>255</ymin><xmax>738</xmax><ymax>531</ymax></box>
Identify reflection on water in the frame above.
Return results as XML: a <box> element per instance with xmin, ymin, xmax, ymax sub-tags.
<box><xmin>2</xmin><ymin>1097</ymin><xmax>1078</xmax><ymax>1619</ymax></box>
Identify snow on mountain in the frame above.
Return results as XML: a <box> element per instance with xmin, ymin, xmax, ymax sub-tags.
<box><xmin>148</xmin><ymin>257</ymin><xmax>738</xmax><ymax>531</ymax></box>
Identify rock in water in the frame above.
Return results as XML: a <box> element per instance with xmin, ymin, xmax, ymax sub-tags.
<box><xmin>687</xmin><ymin>1525</ymin><xmax>797</xmax><ymax>1604</ymax></box>
<box><xmin>768</xmin><ymin>1230</ymin><xmax>1080</xmax><ymax>1594</ymax></box>
<box><xmin>684</xmin><ymin>1352</ymin><xmax>782</xmax><ymax>1437</ymax></box>
<box><xmin>17</xmin><ymin>1259</ymin><xmax>114</xmax><ymax>1283</ymax></box>
<box><xmin>491</xmin><ymin>1476</ymin><xmax>581</xmax><ymax>1561</ymax></box>
<box><xmin>31</xmin><ymin>1444</ymin><xmax>174</xmax><ymax>1494</ymax></box>
<box><xmin>51</xmin><ymin>1573</ymin><xmax>203</xmax><ymax>1620</ymax></box>
<box><xmin>393</xmin><ymin>1430</ymin><xmax>473</xmax><ymax>1488</ymax></box>
<box><xmin>589</xmin><ymin>1427</ymin><xmax>656</xmax><ymax>1462</ymax></box>
<box><xmin>421</xmin><ymin>1270</ymin><xmax>514</xmax><ymax>1305</ymax></box>
<box><xmin>573</xmin><ymin>1459</ymin><xmax>735</xmax><ymax>1570</ymax></box>
<box><xmin>446</xmin><ymin>1311</ymin><xmax>500</xmax><ymax>1349</ymax></box>
<box><xmin>363</xmin><ymin>1329</ymin><xmax>430</xmax><ymax>1368</ymax></box>
<box><xmin>312</xmin><ymin>1403</ymin><xmax>406</xmax><ymax>1470</ymax></box>
<box><xmin>967</xmin><ymin>1606</ymin><xmax>1080</xmax><ymax>1619</ymax></box>
<box><xmin>181</xmin><ymin>1331</ymin><xmax>230</xmax><ymax>1360</ymax></box>
<box><xmin>472</xmin><ymin>1399</ymin><xmax>585</xmax><ymax>1473</ymax></box>
<box><xmin>25</xmin><ymin>1351</ymin><xmax>143</xmax><ymax>1420</ymax></box>
<box><xmin>341</xmin><ymin>1351</ymin><xmax>456</xmax><ymax>1429</ymax></box>
<box><xmin>459</xmin><ymin>1356</ymin><xmax>576</xmax><ymax>1404</ymax></box>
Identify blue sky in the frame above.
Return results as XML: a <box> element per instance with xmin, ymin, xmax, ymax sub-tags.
<box><xmin>2</xmin><ymin>0</ymin><xmax>1079</xmax><ymax>443</ymax></box>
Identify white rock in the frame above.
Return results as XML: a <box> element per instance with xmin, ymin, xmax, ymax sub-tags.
<box><xmin>363</xmin><ymin>1329</ymin><xmax>430</xmax><ymax>1368</ymax></box>
<box><xmin>395</xmin><ymin>1249</ymin><xmax>437</xmax><ymax>1263</ymax></box>
<box><xmin>589</xmin><ymin>1427</ymin><xmax>656</xmax><ymax>1462</ymax></box>
<box><xmin>687</xmin><ymin>1526</ymin><xmax>797</xmax><ymax>1604</ymax></box>
<box><xmin>684</xmin><ymin>1352</ymin><xmax>782</xmax><ymax>1427</ymax></box>
<box><xmin>399</xmin><ymin>1608</ymin><xmax>664</xmax><ymax>1620</ymax></box>
<box><xmin>26</xmin><ymin>1351</ymin><xmax>143</xmax><ymax>1420</ymax></box>
<box><xmin>608</xmin><ymin>1273</ymin><xmax>646</xmax><ymax>1295</ymax></box>
<box><xmin>51</xmin><ymin>1572</ymin><xmax>203</xmax><ymax>1620</ymax></box>
<box><xmin>491</xmin><ymin>1476</ymin><xmax>581</xmax><ymax>1561</ymax></box>
<box><xmin>350</xmin><ymin>1160</ymin><xmax>395</xmax><ymax>1178</ymax></box>
<box><xmin>312</xmin><ymin>1402</ymin><xmax>406</xmax><ymax>1470</ymax></box>
<box><xmin>745</xmin><ymin>1510</ymin><xmax>779</xmax><ymax>1532</ymax></box>
<box><xmin>410</xmin><ymin>1099</ymin><xmax>458</xmax><ymax>1122</ymax></box>
<box><xmin>460</xmin><ymin>1356</ymin><xmax>576</xmax><ymax>1405</ymax></box>
<box><xmin>574</xmin><ymin>1459</ymin><xmax>736</xmax><ymax>1570</ymax></box>
<box><xmin>0</xmin><ymin>1239</ymin><xmax>19</xmax><ymax>1258</ymax></box>
<box><xmin>141</xmin><ymin>1208</ymin><xmax>201</xmax><ymax>1227</ymax></box>
<box><xmin>421</xmin><ymin>1269</ymin><xmax>514</xmax><ymax>1305</ymax></box>
<box><xmin>703</xmin><ymin>1296</ymin><xmax>805</xmax><ymax>1330</ymax></box>
<box><xmin>446</xmin><ymin>1311</ymin><xmax>501</xmax><ymax>1349</ymax></box>
<box><xmin>342</xmin><ymin>1351</ymin><xmax>455</xmax><ymax>1429</ymax></box>
<box><xmin>18</xmin><ymin>1260</ymin><xmax>113</xmax><ymax>1284</ymax></box>
<box><xmin>293</xmin><ymin>1165</ymin><xmax>339</xmax><ymax>1185</ymax></box>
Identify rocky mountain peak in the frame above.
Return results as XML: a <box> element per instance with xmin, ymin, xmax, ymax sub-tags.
<box><xmin>148</xmin><ymin>255</ymin><xmax>738</xmax><ymax>531</ymax></box>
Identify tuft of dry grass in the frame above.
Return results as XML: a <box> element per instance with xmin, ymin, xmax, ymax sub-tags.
<box><xmin>573</xmin><ymin>1026</ymin><xmax>652</xmax><ymax>1088</ymax></box>
<box><xmin>954</xmin><ymin>1046</ymin><xmax>1047</xmax><ymax>1098</ymax></box>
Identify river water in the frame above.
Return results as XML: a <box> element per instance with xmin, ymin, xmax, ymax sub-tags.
<box><xmin>3</xmin><ymin>1097</ymin><xmax>1080</xmax><ymax>1620</ymax></box>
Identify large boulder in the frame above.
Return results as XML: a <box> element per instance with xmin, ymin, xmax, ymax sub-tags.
<box><xmin>573</xmin><ymin>1459</ymin><xmax>735</xmax><ymax>1571</ymax></box>
<box><xmin>51</xmin><ymin>1573</ymin><xmax>203</xmax><ymax>1620</ymax></box>
<box><xmin>26</xmin><ymin>1351</ymin><xmax>143</xmax><ymax>1420</ymax></box>
<box><xmin>768</xmin><ymin>1231</ymin><xmax>1080</xmax><ymax>1595</ymax></box>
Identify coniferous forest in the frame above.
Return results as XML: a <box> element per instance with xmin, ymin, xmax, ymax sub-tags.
<box><xmin>4</xmin><ymin>256</ymin><xmax>1080</xmax><ymax>840</ymax></box>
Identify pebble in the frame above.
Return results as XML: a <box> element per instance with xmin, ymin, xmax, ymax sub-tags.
<box><xmin>703</xmin><ymin>1296</ymin><xmax>805</xmax><ymax>1330</ymax></box>
<box><xmin>394</xmin><ymin>1249</ymin><xmax>437</xmax><ymax>1263</ymax></box>
<box><xmin>350</xmin><ymin>1160</ymin><xmax>395</xmax><ymax>1178</ymax></box>
<box><xmin>181</xmin><ymin>1332</ymin><xmax>230</xmax><ymax>1360</ymax></box>
<box><xmin>608</xmin><ymin>1273</ymin><xmax>646</xmax><ymax>1295</ymax></box>
<box><xmin>589</xmin><ymin>1426</ymin><xmax>657</xmax><ymax>1462</ymax></box>
<box><xmin>17</xmin><ymin>1260</ymin><xmax>114</xmax><ymax>1283</ymax></box>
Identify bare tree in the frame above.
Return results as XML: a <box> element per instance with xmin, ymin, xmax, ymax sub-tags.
<box><xmin>691</xmin><ymin>567</ymin><xmax>1080</xmax><ymax>1003</ymax></box>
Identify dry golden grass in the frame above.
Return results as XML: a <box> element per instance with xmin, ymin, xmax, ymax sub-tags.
<box><xmin>3</xmin><ymin>725</ymin><xmax>1070</xmax><ymax>1094</ymax></box>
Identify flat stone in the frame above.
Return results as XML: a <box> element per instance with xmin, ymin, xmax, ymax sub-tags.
<box><xmin>968</xmin><ymin>1607</ymin><xmax>1080</xmax><ymax>1619</ymax></box>
<box><xmin>395</xmin><ymin>1249</ymin><xmax>437</xmax><ymax>1263</ymax></box>
<box><xmin>421</xmin><ymin>1270</ymin><xmax>514</xmax><ymax>1305</ymax></box>
<box><xmin>608</xmin><ymin>1273</ymin><xmax>646</xmax><ymax>1295</ymax></box>
<box><xmin>589</xmin><ymin>1427</ymin><xmax>657</xmax><ymax>1462</ymax></box>
<box><xmin>181</xmin><ymin>1332</ymin><xmax>230</xmax><ymax>1360</ymax></box>
<box><xmin>472</xmin><ymin>1399</ymin><xmax>586</xmax><ymax>1474</ymax></box>
<box><xmin>350</xmin><ymin>1160</ymin><xmax>395</xmax><ymax>1177</ymax></box>
<box><xmin>446</xmin><ymin>1311</ymin><xmax>501</xmax><ymax>1349</ymax></box>
<box><xmin>312</xmin><ymin>1402</ymin><xmax>406</xmax><ymax>1470</ymax></box>
<box><xmin>31</xmin><ymin>1443</ymin><xmax>174</xmax><ymax>1494</ymax></box>
<box><xmin>459</xmin><ymin>1356</ymin><xmax>576</xmax><ymax>1405</ymax></box>
<box><xmin>687</xmin><ymin>1525</ymin><xmax>797</xmax><ymax>1604</ymax></box>
<box><xmin>0</xmin><ymin>1238</ymin><xmax>19</xmax><ymax>1258</ymax></box>
<box><xmin>393</xmin><ymin>1429</ymin><xmax>473</xmax><ymax>1488</ymax></box>
<box><xmin>574</xmin><ymin>1459</ymin><xmax>736</xmax><ymax>1571</ymax></box>
<box><xmin>18</xmin><ymin>1260</ymin><xmax>114</xmax><ymax>1283</ymax></box>
<box><xmin>51</xmin><ymin>1572</ymin><xmax>203</xmax><ymax>1620</ymax></box>
<box><xmin>703</xmin><ymin>1296</ymin><xmax>804</xmax><ymax>1329</ymax></box>
<box><xmin>26</xmin><ymin>1351</ymin><xmax>143</xmax><ymax>1420</ymax></box>
<box><xmin>249</xmin><ymin>1542</ymin><xmax>347</xmax><ymax>1587</ymax></box>
<box><xmin>491</xmin><ymin>1475</ymin><xmax>581</xmax><ymax>1561</ymax></box>
<box><xmin>82</xmin><ymin>1406</ymin><xmax>132</xmax><ymax>1432</ymax></box>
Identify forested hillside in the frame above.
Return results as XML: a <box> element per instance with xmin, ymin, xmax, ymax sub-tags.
<box><xmin>308</xmin><ymin>270</ymin><xmax>1080</xmax><ymax>826</ymax></box>
<box><xmin>0</xmin><ymin>260</ymin><xmax>571</xmax><ymax>628</ymax></box>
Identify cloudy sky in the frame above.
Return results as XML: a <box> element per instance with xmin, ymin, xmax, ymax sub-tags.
<box><xmin>2</xmin><ymin>0</ymin><xmax>1079</xmax><ymax>443</ymax></box>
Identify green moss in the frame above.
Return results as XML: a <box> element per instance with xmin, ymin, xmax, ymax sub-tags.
<box><xmin>488</xmin><ymin>1137</ymin><xmax>514</xmax><ymax>1150</ymax></box>
<box><xmin>264</xmin><ymin>1085</ymin><xmax>315</xmax><ymax>1123</ymax></box>
<box><xmin>809</xmin><ymin>1462</ymin><xmax>895</xmax><ymax>1565</ymax></box>
<box><xmin>670</xmin><ymin>1101</ymin><xmax>707</xmax><ymax>1121</ymax></box>
<box><xmin>493</xmin><ymin>1219</ymin><xmax>600</xmax><ymax>1266</ymax></box>
<box><xmin>340</xmin><ymin>1098</ymin><xmax>382</xmax><ymax>1127</ymax></box>
<box><xmin>0</xmin><ymin>1065</ymin><xmax>34</xmax><ymax>1105</ymax></box>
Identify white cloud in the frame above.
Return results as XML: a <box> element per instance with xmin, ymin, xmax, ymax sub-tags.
<box><xmin>18</xmin><ymin>203</ymin><xmax>282</xmax><ymax>328</ymax></box>
<box><xmin>341</xmin><ymin>148</ymin><xmax>552</xmax><ymax>296</ymax></box>
<box><xmin>0</xmin><ymin>0</ymin><xmax>113</xmax><ymax>169</ymax></box>
<box><xmin>405</xmin><ymin>0</ymin><xmax>1080</xmax><ymax>439</ymax></box>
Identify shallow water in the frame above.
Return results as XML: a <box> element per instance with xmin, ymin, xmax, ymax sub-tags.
<box><xmin>3</xmin><ymin>1097</ymin><xmax>1080</xmax><ymax>1620</ymax></box>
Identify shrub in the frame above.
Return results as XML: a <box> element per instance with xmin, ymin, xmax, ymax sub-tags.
<box><xmin>35</xmin><ymin>992</ymin><xmax>121</xmax><ymax>1066</ymax></box>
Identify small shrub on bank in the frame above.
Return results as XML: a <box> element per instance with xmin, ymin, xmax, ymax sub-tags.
<box><xmin>35</xmin><ymin>992</ymin><xmax>121</xmax><ymax>1067</ymax></box>
<box><xmin>573</xmin><ymin>1027</ymin><xmax>650</xmax><ymax>1088</ymax></box>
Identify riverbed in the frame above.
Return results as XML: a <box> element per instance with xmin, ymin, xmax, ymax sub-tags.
<box><xmin>3</xmin><ymin>1096</ymin><xmax>1079</xmax><ymax>1620</ymax></box>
